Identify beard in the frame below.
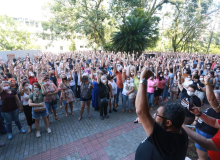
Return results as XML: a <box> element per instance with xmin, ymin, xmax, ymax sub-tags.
<box><xmin>157</xmin><ymin>120</ymin><xmax>167</xmax><ymax>129</ymax></box>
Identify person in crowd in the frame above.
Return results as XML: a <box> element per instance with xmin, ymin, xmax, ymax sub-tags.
<box><xmin>147</xmin><ymin>75</ymin><xmax>157</xmax><ymax>110</ymax></box>
<box><xmin>178</xmin><ymin>75</ymin><xmax>201</xmax><ymax>125</ymax></box>
<box><xmin>92</xmin><ymin>72</ymin><xmax>99</xmax><ymax>110</ymax></box>
<box><xmin>135</xmin><ymin>69</ymin><xmax>188</xmax><ymax>160</ymax></box>
<box><xmin>122</xmin><ymin>69</ymin><xmax>134</xmax><ymax>113</ymax></box>
<box><xmin>0</xmin><ymin>81</ymin><xmax>26</xmax><ymax>140</ymax></box>
<box><xmin>107</xmin><ymin>74</ymin><xmax>117</xmax><ymax>112</ymax></box>
<box><xmin>59</xmin><ymin>74</ymin><xmax>76</xmax><ymax>117</ymax></box>
<box><xmin>208</xmin><ymin>71</ymin><xmax>216</xmax><ymax>89</ymax></box>
<box><xmin>114</xmin><ymin>62</ymin><xmax>126</xmax><ymax>107</ymax></box>
<box><xmin>42</xmin><ymin>76</ymin><xmax>60</xmax><ymax>123</ymax></box>
<box><xmin>97</xmin><ymin>73</ymin><xmax>110</xmax><ymax>119</ymax></box>
<box><xmin>162</xmin><ymin>69</ymin><xmax>170</xmax><ymax>101</ymax></box>
<box><xmin>28</xmin><ymin>82</ymin><xmax>51</xmax><ymax>138</ymax></box>
<box><xmin>78</xmin><ymin>63</ymin><xmax>94</xmax><ymax>121</ymax></box>
<box><xmin>19</xmin><ymin>81</ymin><xmax>35</xmax><ymax>133</ymax></box>
<box><xmin>195</xmin><ymin>75</ymin><xmax>206</xmax><ymax>105</ymax></box>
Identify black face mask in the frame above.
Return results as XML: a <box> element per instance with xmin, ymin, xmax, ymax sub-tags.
<box><xmin>119</xmin><ymin>70</ymin><xmax>122</xmax><ymax>73</ymax></box>
<box><xmin>83</xmin><ymin>77</ymin><xmax>88</xmax><ymax>81</ymax></box>
<box><xmin>62</xmin><ymin>77</ymin><xmax>67</xmax><ymax>81</ymax></box>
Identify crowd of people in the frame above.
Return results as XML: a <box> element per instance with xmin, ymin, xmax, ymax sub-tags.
<box><xmin>0</xmin><ymin>51</ymin><xmax>219</xmax><ymax>160</ymax></box>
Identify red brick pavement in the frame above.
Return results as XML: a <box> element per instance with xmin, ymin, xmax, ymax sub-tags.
<box><xmin>24</xmin><ymin>121</ymin><xmax>142</xmax><ymax>160</ymax></box>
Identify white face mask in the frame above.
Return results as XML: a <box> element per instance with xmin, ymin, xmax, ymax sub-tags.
<box><xmin>183</xmin><ymin>71</ymin><xmax>187</xmax><ymax>74</ymax></box>
<box><xmin>127</xmin><ymin>80</ymin><xmax>130</xmax><ymax>83</ymax></box>
<box><xmin>137</xmin><ymin>75</ymin><xmax>140</xmax><ymax>78</ymax></box>
<box><xmin>160</xmin><ymin>75</ymin><xmax>163</xmax><ymax>77</ymax></box>
<box><xmin>187</xmin><ymin>91</ymin><xmax>194</xmax><ymax>96</ymax></box>
<box><xmin>207</xmin><ymin>66</ymin><xmax>210</xmax><ymax>69</ymax></box>
<box><xmin>3</xmin><ymin>86</ymin><xmax>10</xmax><ymax>91</ymax></box>
<box><xmin>131</xmin><ymin>73</ymin><xmax>134</xmax><ymax>76</ymax></box>
<box><xmin>102</xmin><ymin>80</ymin><xmax>107</xmax><ymax>84</ymax></box>
<box><xmin>200</xmin><ymin>78</ymin><xmax>204</xmax><ymax>81</ymax></box>
<box><xmin>186</xmin><ymin>66</ymin><xmax>189</xmax><ymax>68</ymax></box>
<box><xmin>30</xmin><ymin>73</ymin><xmax>34</xmax><ymax>77</ymax></box>
<box><xmin>150</xmin><ymin>76</ymin><xmax>153</xmax><ymax>80</ymax></box>
<box><xmin>25</xmin><ymin>86</ymin><xmax>29</xmax><ymax>90</ymax></box>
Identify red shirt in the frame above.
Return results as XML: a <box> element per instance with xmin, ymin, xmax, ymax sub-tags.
<box><xmin>29</xmin><ymin>76</ymin><xmax>38</xmax><ymax>85</ymax></box>
<box><xmin>0</xmin><ymin>90</ymin><xmax>18</xmax><ymax>112</ymax></box>
<box><xmin>116</xmin><ymin>71</ymin><xmax>126</xmax><ymax>89</ymax></box>
<box><xmin>208</xmin><ymin>119</ymin><xmax>220</xmax><ymax>160</ymax></box>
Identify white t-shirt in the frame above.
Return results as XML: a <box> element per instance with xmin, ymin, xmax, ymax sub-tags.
<box><xmin>122</xmin><ymin>82</ymin><xmax>134</xmax><ymax>95</ymax></box>
<box><xmin>109</xmin><ymin>80</ymin><xmax>117</xmax><ymax>95</ymax></box>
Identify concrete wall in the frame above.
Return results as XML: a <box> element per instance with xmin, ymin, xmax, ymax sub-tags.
<box><xmin>0</xmin><ymin>50</ymin><xmax>40</xmax><ymax>61</ymax></box>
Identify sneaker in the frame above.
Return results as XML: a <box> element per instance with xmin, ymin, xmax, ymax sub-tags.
<box><xmin>36</xmin><ymin>131</ymin><xmax>41</xmax><ymax>138</ymax></box>
<box><xmin>20</xmin><ymin>128</ymin><xmax>26</xmax><ymax>134</ymax></box>
<box><xmin>109</xmin><ymin>110</ymin><xmax>112</xmax><ymax>113</ymax></box>
<box><xmin>8</xmin><ymin>133</ymin><xmax>13</xmax><ymax>140</ymax></box>
<box><xmin>104</xmin><ymin>115</ymin><xmax>109</xmax><ymax>118</ymax></box>
<box><xmin>100</xmin><ymin>116</ymin><xmax>104</xmax><ymax>120</ymax></box>
<box><xmin>46</xmin><ymin>128</ymin><xmax>51</xmax><ymax>134</ymax></box>
<box><xmin>113</xmin><ymin>108</ymin><xmax>117</xmax><ymax>112</ymax></box>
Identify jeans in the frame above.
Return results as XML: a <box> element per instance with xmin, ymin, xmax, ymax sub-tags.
<box><xmin>147</xmin><ymin>93</ymin><xmax>154</xmax><ymax>107</ymax></box>
<box><xmin>1</xmin><ymin>109</ymin><xmax>22</xmax><ymax>133</ymax></box>
<box><xmin>162</xmin><ymin>85</ymin><xmax>169</xmax><ymax>98</ymax></box>
<box><xmin>0</xmin><ymin>107</ymin><xmax>7</xmax><ymax>133</ymax></box>
<box><xmin>116</xmin><ymin>87</ymin><xmax>123</xmax><ymax>104</ymax></box>
<box><xmin>70</xmin><ymin>85</ymin><xmax>76</xmax><ymax>97</ymax></box>
<box><xmin>99</xmin><ymin>97</ymin><xmax>109</xmax><ymax>116</ymax></box>
<box><xmin>122</xmin><ymin>95</ymin><xmax>132</xmax><ymax>109</ymax></box>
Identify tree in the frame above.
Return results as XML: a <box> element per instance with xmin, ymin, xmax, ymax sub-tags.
<box><xmin>111</xmin><ymin>12</ymin><xmax>159</xmax><ymax>54</ymax></box>
<box><xmin>0</xmin><ymin>15</ymin><xmax>37</xmax><ymax>51</ymax></box>
<box><xmin>42</xmin><ymin>0</ymin><xmax>110</xmax><ymax>48</ymax></box>
<box><xmin>163</xmin><ymin>0</ymin><xmax>215</xmax><ymax>52</ymax></box>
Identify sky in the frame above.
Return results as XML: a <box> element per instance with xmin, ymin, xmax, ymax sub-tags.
<box><xmin>0</xmin><ymin>0</ymin><xmax>49</xmax><ymax>20</ymax></box>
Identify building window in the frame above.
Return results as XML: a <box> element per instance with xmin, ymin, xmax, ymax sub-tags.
<box><xmin>80</xmin><ymin>46</ymin><xmax>83</xmax><ymax>48</ymax></box>
<box><xmin>35</xmin><ymin>22</ymin><xmax>39</xmax><ymax>27</ymax></box>
<box><xmin>25</xmin><ymin>19</ymin><xmax>29</xmax><ymax>26</ymax></box>
<box><xmin>60</xmin><ymin>46</ymin><xmax>63</xmax><ymax>50</ymax></box>
<box><xmin>45</xmin><ymin>46</ymin><xmax>48</xmax><ymax>50</ymax></box>
<box><xmin>30</xmin><ymin>21</ymin><xmax>34</xmax><ymax>27</ymax></box>
<box><xmin>47</xmin><ymin>34</ymin><xmax>50</xmax><ymax>40</ymax></box>
<box><xmin>13</xmin><ymin>18</ymin><xmax>18</xmax><ymax>21</ymax></box>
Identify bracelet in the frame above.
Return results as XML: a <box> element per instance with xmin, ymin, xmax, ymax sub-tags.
<box><xmin>205</xmin><ymin>82</ymin><xmax>210</xmax><ymax>86</ymax></box>
<box><xmin>195</xmin><ymin>112</ymin><xmax>202</xmax><ymax>117</ymax></box>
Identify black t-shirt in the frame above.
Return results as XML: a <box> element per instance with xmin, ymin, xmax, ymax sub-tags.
<box><xmin>181</xmin><ymin>88</ymin><xmax>201</xmax><ymax>117</ymax></box>
<box><xmin>196</xmin><ymin>81</ymin><xmax>205</xmax><ymax>92</ymax></box>
<box><xmin>50</xmin><ymin>76</ymin><xmax>57</xmax><ymax>86</ymax></box>
<box><xmin>135</xmin><ymin>122</ymin><xmax>188</xmax><ymax>160</ymax></box>
<box><xmin>98</xmin><ymin>83</ymin><xmax>109</xmax><ymax>99</ymax></box>
<box><xmin>196</xmin><ymin>108</ymin><xmax>220</xmax><ymax>135</ymax></box>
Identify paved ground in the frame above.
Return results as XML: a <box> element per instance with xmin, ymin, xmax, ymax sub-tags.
<box><xmin>0</xmin><ymin>98</ymin><xmax>148</xmax><ymax>160</ymax></box>
<box><xmin>0</xmin><ymin>97</ymin><xmax>209</xmax><ymax>160</ymax></box>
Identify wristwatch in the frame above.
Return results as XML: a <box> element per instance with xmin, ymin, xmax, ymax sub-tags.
<box><xmin>140</xmin><ymin>78</ymin><xmax>147</xmax><ymax>85</ymax></box>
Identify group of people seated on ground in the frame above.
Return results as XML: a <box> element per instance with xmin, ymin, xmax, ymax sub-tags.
<box><xmin>0</xmin><ymin>51</ymin><xmax>219</xmax><ymax>160</ymax></box>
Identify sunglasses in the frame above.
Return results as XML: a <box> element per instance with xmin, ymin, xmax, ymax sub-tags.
<box><xmin>155</xmin><ymin>111</ymin><xmax>168</xmax><ymax>120</ymax></box>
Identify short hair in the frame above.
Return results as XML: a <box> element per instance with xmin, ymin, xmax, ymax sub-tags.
<box><xmin>5</xmin><ymin>73</ymin><xmax>12</xmax><ymax>78</ymax></box>
<box><xmin>33</xmin><ymin>82</ymin><xmax>41</xmax><ymax>90</ymax></box>
<box><xmin>22</xmin><ymin>81</ymin><xmax>29</xmax><ymax>87</ymax></box>
<box><xmin>188</xmin><ymin>84</ymin><xmax>197</xmax><ymax>91</ymax></box>
<box><xmin>209</xmin><ymin>71</ymin><xmax>214</xmax><ymax>76</ymax></box>
<box><xmin>162</xmin><ymin>103</ymin><xmax>185</xmax><ymax>129</ymax></box>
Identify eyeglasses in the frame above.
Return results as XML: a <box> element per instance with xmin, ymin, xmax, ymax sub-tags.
<box><xmin>155</xmin><ymin>112</ymin><xmax>168</xmax><ymax>120</ymax></box>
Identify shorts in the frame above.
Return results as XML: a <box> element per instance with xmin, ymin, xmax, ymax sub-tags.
<box><xmin>154</xmin><ymin>88</ymin><xmax>163</xmax><ymax>97</ymax></box>
<box><xmin>45</xmin><ymin>102</ymin><xmax>57</xmax><ymax>111</ymax></box>
<box><xmin>195</xmin><ymin>129</ymin><xmax>214</xmax><ymax>152</ymax></box>
<box><xmin>32</xmin><ymin>109</ymin><xmax>49</xmax><ymax>119</ymax></box>
<box><xmin>80</xmin><ymin>97</ymin><xmax>92</xmax><ymax>102</ymax></box>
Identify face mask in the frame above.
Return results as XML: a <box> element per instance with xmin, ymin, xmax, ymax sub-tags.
<box><xmin>207</xmin><ymin>61</ymin><xmax>210</xmax><ymax>63</ymax></box>
<box><xmin>186</xmin><ymin>66</ymin><xmax>189</xmax><ymax>69</ymax></box>
<box><xmin>45</xmin><ymin>81</ymin><xmax>50</xmax><ymax>85</ymax></box>
<box><xmin>160</xmin><ymin>75</ymin><xmax>163</xmax><ymax>77</ymax></box>
<box><xmin>200</xmin><ymin>78</ymin><xmax>203</xmax><ymax>81</ymax></box>
<box><xmin>137</xmin><ymin>75</ymin><xmax>140</xmax><ymax>78</ymax></box>
<box><xmin>3</xmin><ymin>86</ymin><xmax>10</xmax><ymax>90</ymax></box>
<box><xmin>62</xmin><ymin>77</ymin><xmax>67</xmax><ymax>81</ymax></box>
<box><xmin>207</xmin><ymin>66</ymin><xmax>210</xmax><ymax>69</ymax></box>
<box><xmin>25</xmin><ymin>86</ymin><xmax>29</xmax><ymax>90</ymax></box>
<box><xmin>150</xmin><ymin>76</ymin><xmax>153</xmax><ymax>80</ymax></box>
<box><xmin>102</xmin><ymin>80</ymin><xmax>107</xmax><ymax>84</ymax></box>
<box><xmin>119</xmin><ymin>70</ymin><xmax>122</xmax><ymax>73</ymax></box>
<box><xmin>34</xmin><ymin>88</ymin><xmax>39</xmax><ymax>92</ymax></box>
<box><xmin>131</xmin><ymin>73</ymin><xmax>134</xmax><ymax>76</ymax></box>
<box><xmin>83</xmin><ymin>77</ymin><xmax>88</xmax><ymax>81</ymax></box>
<box><xmin>30</xmin><ymin>73</ymin><xmax>34</xmax><ymax>77</ymax></box>
<box><xmin>127</xmin><ymin>80</ymin><xmax>130</xmax><ymax>83</ymax></box>
<box><xmin>187</xmin><ymin>91</ymin><xmax>194</xmax><ymax>96</ymax></box>
<box><xmin>183</xmin><ymin>71</ymin><xmax>187</xmax><ymax>74</ymax></box>
<box><xmin>164</xmin><ymin>72</ymin><xmax>167</xmax><ymax>74</ymax></box>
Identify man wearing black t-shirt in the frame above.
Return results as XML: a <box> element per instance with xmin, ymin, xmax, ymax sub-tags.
<box><xmin>135</xmin><ymin>69</ymin><xmax>188</xmax><ymax>160</ymax></box>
